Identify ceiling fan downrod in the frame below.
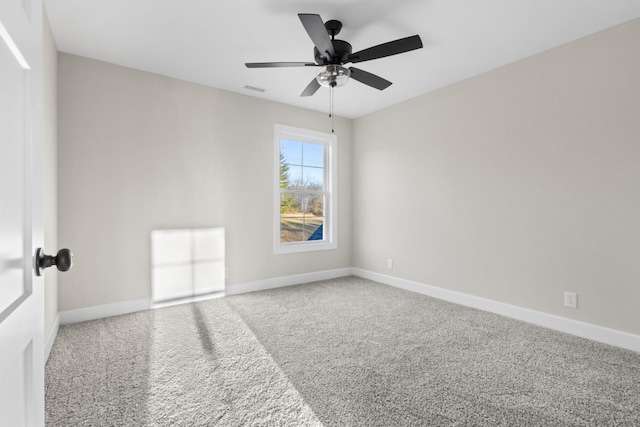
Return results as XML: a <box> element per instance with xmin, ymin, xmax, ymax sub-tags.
<box><xmin>325</xmin><ymin>19</ymin><xmax>342</xmax><ymax>41</ymax></box>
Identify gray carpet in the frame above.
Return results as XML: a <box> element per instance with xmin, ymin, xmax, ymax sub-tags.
<box><xmin>46</xmin><ymin>276</ymin><xmax>640</xmax><ymax>426</ymax></box>
<box><xmin>46</xmin><ymin>298</ymin><xmax>321</xmax><ymax>426</ymax></box>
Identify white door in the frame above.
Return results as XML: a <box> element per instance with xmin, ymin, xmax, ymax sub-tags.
<box><xmin>0</xmin><ymin>0</ymin><xmax>45</xmax><ymax>425</ymax></box>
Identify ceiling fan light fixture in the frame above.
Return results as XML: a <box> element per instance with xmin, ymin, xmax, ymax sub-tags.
<box><xmin>316</xmin><ymin>65</ymin><xmax>350</xmax><ymax>88</ymax></box>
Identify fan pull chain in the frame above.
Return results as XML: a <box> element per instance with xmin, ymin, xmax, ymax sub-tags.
<box><xmin>330</xmin><ymin>85</ymin><xmax>335</xmax><ymax>133</ymax></box>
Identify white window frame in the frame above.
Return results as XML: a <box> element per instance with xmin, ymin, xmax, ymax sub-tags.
<box><xmin>274</xmin><ymin>124</ymin><xmax>337</xmax><ymax>254</ymax></box>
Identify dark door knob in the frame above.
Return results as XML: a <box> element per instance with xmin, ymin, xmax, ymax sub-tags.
<box><xmin>35</xmin><ymin>248</ymin><xmax>73</xmax><ymax>276</ymax></box>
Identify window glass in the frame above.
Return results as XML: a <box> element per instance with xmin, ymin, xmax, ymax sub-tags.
<box><xmin>275</xmin><ymin>125</ymin><xmax>336</xmax><ymax>253</ymax></box>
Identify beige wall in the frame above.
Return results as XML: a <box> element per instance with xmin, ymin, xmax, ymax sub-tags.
<box><xmin>57</xmin><ymin>54</ymin><xmax>352</xmax><ymax>311</ymax></box>
<box><xmin>43</xmin><ymin>11</ymin><xmax>58</xmax><ymax>336</ymax></box>
<box><xmin>352</xmin><ymin>18</ymin><xmax>640</xmax><ymax>335</ymax></box>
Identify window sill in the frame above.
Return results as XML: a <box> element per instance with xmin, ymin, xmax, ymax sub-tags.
<box><xmin>275</xmin><ymin>240</ymin><xmax>337</xmax><ymax>254</ymax></box>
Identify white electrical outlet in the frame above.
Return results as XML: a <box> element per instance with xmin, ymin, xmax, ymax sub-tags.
<box><xmin>386</xmin><ymin>259</ymin><xmax>393</xmax><ymax>269</ymax></box>
<box><xmin>564</xmin><ymin>291</ymin><xmax>577</xmax><ymax>309</ymax></box>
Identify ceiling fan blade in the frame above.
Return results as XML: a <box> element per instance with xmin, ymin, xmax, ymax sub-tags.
<box><xmin>298</xmin><ymin>13</ymin><xmax>335</xmax><ymax>60</ymax></box>
<box><xmin>348</xmin><ymin>35</ymin><xmax>423</xmax><ymax>64</ymax></box>
<box><xmin>349</xmin><ymin>67</ymin><xmax>392</xmax><ymax>90</ymax></box>
<box><xmin>245</xmin><ymin>62</ymin><xmax>317</xmax><ymax>68</ymax></box>
<box><xmin>300</xmin><ymin>78</ymin><xmax>321</xmax><ymax>97</ymax></box>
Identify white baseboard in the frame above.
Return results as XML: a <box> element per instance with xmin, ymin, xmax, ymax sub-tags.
<box><xmin>152</xmin><ymin>291</ymin><xmax>225</xmax><ymax>309</ymax></box>
<box><xmin>55</xmin><ymin>269</ymin><xmax>352</xmax><ymax>324</ymax></box>
<box><xmin>45</xmin><ymin>314</ymin><xmax>60</xmax><ymax>362</ymax></box>
<box><xmin>225</xmin><ymin>268</ymin><xmax>353</xmax><ymax>296</ymax></box>
<box><xmin>352</xmin><ymin>268</ymin><xmax>640</xmax><ymax>353</ymax></box>
<box><xmin>59</xmin><ymin>298</ymin><xmax>151</xmax><ymax>325</ymax></box>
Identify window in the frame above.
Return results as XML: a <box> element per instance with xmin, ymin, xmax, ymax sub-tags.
<box><xmin>274</xmin><ymin>124</ymin><xmax>337</xmax><ymax>254</ymax></box>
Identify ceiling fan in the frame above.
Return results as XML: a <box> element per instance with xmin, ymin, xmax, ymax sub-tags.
<box><xmin>245</xmin><ymin>13</ymin><xmax>423</xmax><ymax>97</ymax></box>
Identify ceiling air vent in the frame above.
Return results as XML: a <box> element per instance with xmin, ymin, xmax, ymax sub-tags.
<box><xmin>244</xmin><ymin>85</ymin><xmax>266</xmax><ymax>93</ymax></box>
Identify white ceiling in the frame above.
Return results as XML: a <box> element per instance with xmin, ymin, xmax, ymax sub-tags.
<box><xmin>45</xmin><ymin>0</ymin><xmax>640</xmax><ymax>119</ymax></box>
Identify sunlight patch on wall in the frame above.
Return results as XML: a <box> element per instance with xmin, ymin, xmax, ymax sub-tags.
<box><xmin>151</xmin><ymin>228</ymin><xmax>225</xmax><ymax>303</ymax></box>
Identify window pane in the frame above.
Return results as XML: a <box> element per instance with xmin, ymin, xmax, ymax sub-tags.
<box><xmin>307</xmin><ymin>193</ymin><xmax>324</xmax><ymax>217</ymax></box>
<box><xmin>283</xmin><ymin>165</ymin><xmax>302</xmax><ymax>189</ymax></box>
<box><xmin>303</xmin><ymin>142</ymin><xmax>324</xmax><ymax>167</ymax></box>
<box><xmin>280</xmin><ymin>215</ymin><xmax>305</xmax><ymax>243</ymax></box>
<box><xmin>298</xmin><ymin>193</ymin><xmax>323</xmax><ymax>215</ymax></box>
<box><xmin>280</xmin><ymin>193</ymin><xmax>325</xmax><ymax>243</ymax></box>
<box><xmin>281</xmin><ymin>193</ymin><xmax>324</xmax><ymax>215</ymax></box>
<box><xmin>280</xmin><ymin>192</ymin><xmax>299</xmax><ymax>215</ymax></box>
<box><xmin>281</xmin><ymin>139</ymin><xmax>302</xmax><ymax>165</ymax></box>
<box><xmin>302</xmin><ymin>166</ymin><xmax>324</xmax><ymax>190</ymax></box>
<box><xmin>280</xmin><ymin>216</ymin><xmax>324</xmax><ymax>243</ymax></box>
<box><xmin>303</xmin><ymin>217</ymin><xmax>324</xmax><ymax>241</ymax></box>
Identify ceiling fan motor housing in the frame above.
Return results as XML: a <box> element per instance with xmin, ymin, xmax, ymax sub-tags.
<box><xmin>314</xmin><ymin>39</ymin><xmax>352</xmax><ymax>64</ymax></box>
